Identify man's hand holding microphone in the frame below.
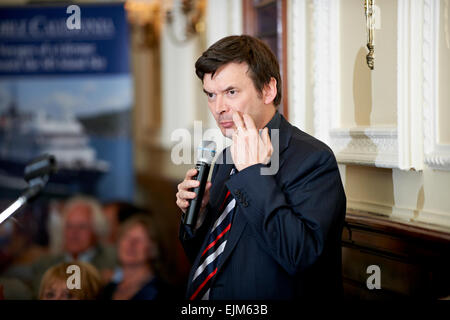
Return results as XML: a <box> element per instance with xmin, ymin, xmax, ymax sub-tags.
<box><xmin>176</xmin><ymin>168</ymin><xmax>212</xmax><ymax>215</ymax></box>
<box><xmin>176</xmin><ymin>111</ymin><xmax>273</xmax><ymax>228</ymax></box>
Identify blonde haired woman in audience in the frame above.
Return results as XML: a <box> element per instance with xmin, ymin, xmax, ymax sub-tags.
<box><xmin>39</xmin><ymin>261</ymin><xmax>102</xmax><ymax>300</ymax></box>
<box><xmin>101</xmin><ymin>214</ymin><xmax>170</xmax><ymax>300</ymax></box>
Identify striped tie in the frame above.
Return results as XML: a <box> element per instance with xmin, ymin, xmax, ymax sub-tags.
<box><xmin>189</xmin><ymin>168</ymin><xmax>236</xmax><ymax>300</ymax></box>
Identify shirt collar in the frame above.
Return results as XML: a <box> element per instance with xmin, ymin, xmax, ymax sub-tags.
<box><xmin>264</xmin><ymin>110</ymin><xmax>281</xmax><ymax>131</ymax></box>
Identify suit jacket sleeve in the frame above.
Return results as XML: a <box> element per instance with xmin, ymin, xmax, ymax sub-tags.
<box><xmin>225</xmin><ymin>149</ymin><xmax>346</xmax><ymax>275</ymax></box>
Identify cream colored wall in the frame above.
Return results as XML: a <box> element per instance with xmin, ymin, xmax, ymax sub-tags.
<box><xmin>340</xmin><ymin>0</ymin><xmax>397</xmax><ymax>127</ymax></box>
<box><xmin>340</xmin><ymin>164</ymin><xmax>450</xmax><ymax>229</ymax></box>
<box><xmin>289</xmin><ymin>0</ymin><xmax>450</xmax><ymax>230</ymax></box>
<box><xmin>338</xmin><ymin>0</ymin><xmax>450</xmax><ymax>230</ymax></box>
<box><xmin>439</xmin><ymin>0</ymin><xmax>450</xmax><ymax>144</ymax></box>
<box><xmin>159</xmin><ymin>25</ymin><xmax>205</xmax><ymax>150</ymax></box>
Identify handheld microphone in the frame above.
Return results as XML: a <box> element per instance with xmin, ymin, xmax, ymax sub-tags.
<box><xmin>184</xmin><ymin>140</ymin><xmax>216</xmax><ymax>227</ymax></box>
<box><xmin>24</xmin><ymin>154</ymin><xmax>57</xmax><ymax>184</ymax></box>
<box><xmin>0</xmin><ymin>154</ymin><xmax>57</xmax><ymax>225</ymax></box>
<box><xmin>23</xmin><ymin>154</ymin><xmax>57</xmax><ymax>201</ymax></box>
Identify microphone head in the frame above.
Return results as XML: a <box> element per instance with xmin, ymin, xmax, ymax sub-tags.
<box><xmin>197</xmin><ymin>140</ymin><xmax>216</xmax><ymax>164</ymax></box>
<box><xmin>24</xmin><ymin>154</ymin><xmax>57</xmax><ymax>183</ymax></box>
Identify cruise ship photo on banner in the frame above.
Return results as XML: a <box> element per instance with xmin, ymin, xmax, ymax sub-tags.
<box><xmin>0</xmin><ymin>82</ymin><xmax>109</xmax><ymax>196</ymax></box>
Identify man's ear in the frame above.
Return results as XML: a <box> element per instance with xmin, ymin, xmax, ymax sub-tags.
<box><xmin>262</xmin><ymin>77</ymin><xmax>277</xmax><ymax>105</ymax></box>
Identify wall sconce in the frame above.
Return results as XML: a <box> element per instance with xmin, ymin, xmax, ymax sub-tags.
<box><xmin>364</xmin><ymin>0</ymin><xmax>375</xmax><ymax>70</ymax></box>
<box><xmin>125</xmin><ymin>0</ymin><xmax>206</xmax><ymax>48</ymax></box>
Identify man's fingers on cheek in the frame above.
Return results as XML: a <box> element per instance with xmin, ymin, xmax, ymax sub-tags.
<box><xmin>263</xmin><ymin>128</ymin><xmax>269</xmax><ymax>144</ymax></box>
<box><xmin>243</xmin><ymin>114</ymin><xmax>256</xmax><ymax>130</ymax></box>
<box><xmin>232</xmin><ymin>134</ymin><xmax>236</xmax><ymax>147</ymax></box>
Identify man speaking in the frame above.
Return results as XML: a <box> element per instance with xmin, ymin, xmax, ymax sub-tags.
<box><xmin>176</xmin><ymin>35</ymin><xmax>346</xmax><ymax>300</ymax></box>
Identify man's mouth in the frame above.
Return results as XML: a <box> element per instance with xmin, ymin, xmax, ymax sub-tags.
<box><xmin>220</xmin><ymin>121</ymin><xmax>234</xmax><ymax>129</ymax></box>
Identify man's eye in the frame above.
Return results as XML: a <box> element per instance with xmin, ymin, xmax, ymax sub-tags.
<box><xmin>228</xmin><ymin>90</ymin><xmax>236</xmax><ymax>96</ymax></box>
<box><xmin>206</xmin><ymin>92</ymin><xmax>215</xmax><ymax>99</ymax></box>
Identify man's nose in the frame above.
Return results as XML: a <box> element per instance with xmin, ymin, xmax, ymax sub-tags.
<box><xmin>215</xmin><ymin>94</ymin><xmax>228</xmax><ymax>115</ymax></box>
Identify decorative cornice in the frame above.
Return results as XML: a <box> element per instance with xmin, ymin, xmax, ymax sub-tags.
<box><xmin>330</xmin><ymin>127</ymin><xmax>398</xmax><ymax>168</ymax></box>
<box><xmin>424</xmin><ymin>151</ymin><xmax>450</xmax><ymax>170</ymax></box>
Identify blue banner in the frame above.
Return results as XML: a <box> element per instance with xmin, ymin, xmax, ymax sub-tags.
<box><xmin>0</xmin><ymin>3</ymin><xmax>134</xmax><ymax>202</ymax></box>
<box><xmin>0</xmin><ymin>3</ymin><xmax>130</xmax><ymax>75</ymax></box>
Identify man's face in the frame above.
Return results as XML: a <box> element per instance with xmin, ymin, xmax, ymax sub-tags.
<box><xmin>203</xmin><ymin>62</ymin><xmax>269</xmax><ymax>138</ymax></box>
<box><xmin>64</xmin><ymin>204</ymin><xmax>95</xmax><ymax>257</ymax></box>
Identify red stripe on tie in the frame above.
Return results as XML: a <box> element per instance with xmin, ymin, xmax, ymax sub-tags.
<box><xmin>189</xmin><ymin>267</ymin><xmax>218</xmax><ymax>300</ymax></box>
<box><xmin>201</xmin><ymin>223</ymin><xmax>231</xmax><ymax>257</ymax></box>
<box><xmin>219</xmin><ymin>191</ymin><xmax>231</xmax><ymax>212</ymax></box>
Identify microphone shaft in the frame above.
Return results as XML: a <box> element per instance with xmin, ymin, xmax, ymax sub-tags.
<box><xmin>184</xmin><ymin>162</ymin><xmax>211</xmax><ymax>227</ymax></box>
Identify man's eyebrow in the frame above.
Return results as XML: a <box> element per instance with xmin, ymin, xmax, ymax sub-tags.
<box><xmin>203</xmin><ymin>86</ymin><xmax>236</xmax><ymax>95</ymax></box>
<box><xmin>222</xmin><ymin>86</ymin><xmax>236</xmax><ymax>93</ymax></box>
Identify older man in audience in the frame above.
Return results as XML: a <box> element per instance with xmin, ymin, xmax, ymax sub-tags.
<box><xmin>30</xmin><ymin>196</ymin><xmax>117</xmax><ymax>297</ymax></box>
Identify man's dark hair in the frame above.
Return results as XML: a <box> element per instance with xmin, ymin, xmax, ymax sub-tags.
<box><xmin>195</xmin><ymin>35</ymin><xmax>282</xmax><ymax>106</ymax></box>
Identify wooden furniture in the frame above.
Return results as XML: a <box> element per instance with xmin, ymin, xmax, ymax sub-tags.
<box><xmin>342</xmin><ymin>209</ymin><xmax>450</xmax><ymax>300</ymax></box>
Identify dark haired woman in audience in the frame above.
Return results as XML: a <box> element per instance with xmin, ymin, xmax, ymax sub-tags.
<box><xmin>100</xmin><ymin>215</ymin><xmax>169</xmax><ymax>300</ymax></box>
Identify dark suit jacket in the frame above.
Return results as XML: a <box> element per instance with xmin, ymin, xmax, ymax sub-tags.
<box><xmin>180</xmin><ymin>112</ymin><xmax>346</xmax><ymax>300</ymax></box>
<box><xmin>101</xmin><ymin>276</ymin><xmax>171</xmax><ymax>300</ymax></box>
